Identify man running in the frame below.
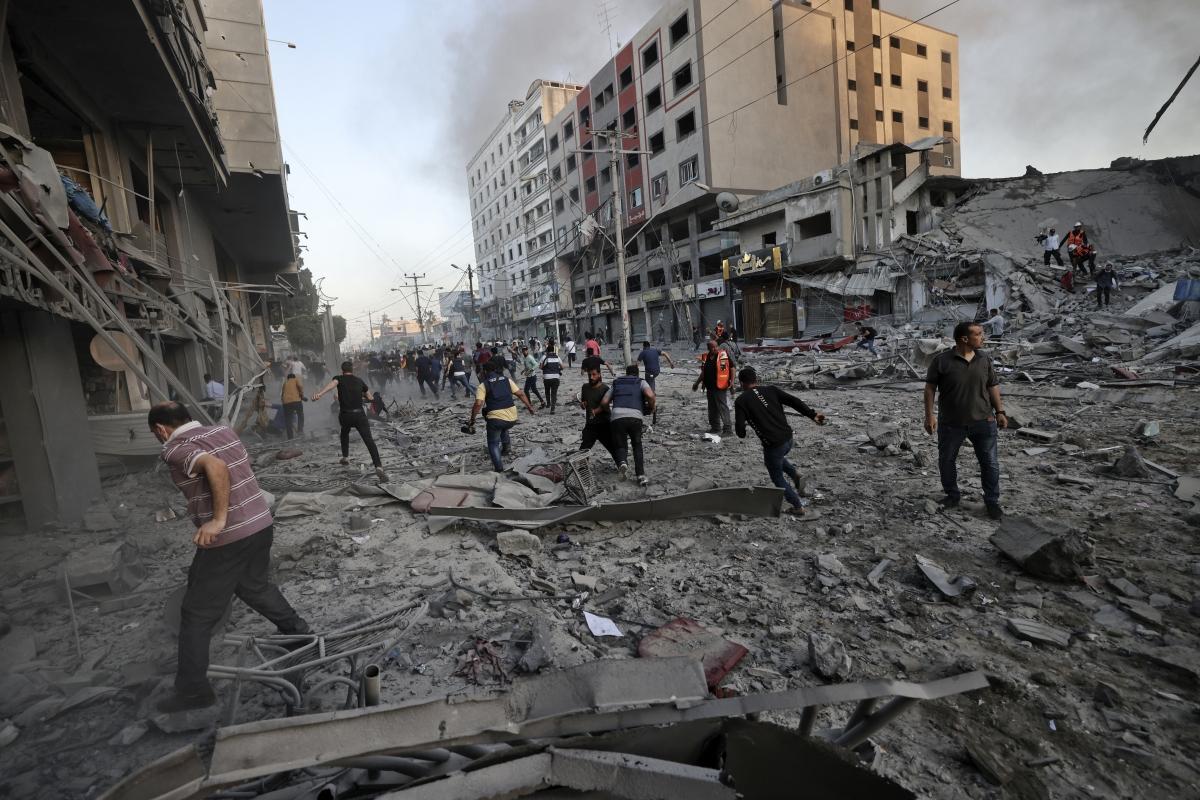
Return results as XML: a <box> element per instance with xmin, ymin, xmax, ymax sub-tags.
<box><xmin>468</xmin><ymin>360</ymin><xmax>537</xmax><ymax>472</ymax></box>
<box><xmin>540</xmin><ymin>344</ymin><xmax>563</xmax><ymax>413</ymax></box>
<box><xmin>577</xmin><ymin>365</ymin><xmax>619</xmax><ymax>467</ymax></box>
<box><xmin>579</xmin><ymin>346</ymin><xmax>615</xmax><ymax>378</ymax></box>
<box><xmin>311</xmin><ymin>360</ymin><xmax>388</xmax><ymax>480</ymax></box>
<box><xmin>636</xmin><ymin>340</ymin><xmax>675</xmax><ymax>392</ymax></box>
<box><xmin>415</xmin><ymin>350</ymin><xmax>440</xmax><ymax>398</ymax></box>
<box><xmin>564</xmin><ymin>336</ymin><xmax>577</xmax><ymax>368</ymax></box>
<box><xmin>520</xmin><ymin>345</ymin><xmax>546</xmax><ymax>407</ymax></box>
<box><xmin>734</xmin><ymin>367</ymin><xmax>827</xmax><ymax>516</ymax></box>
<box><xmin>445</xmin><ymin>347</ymin><xmax>472</xmax><ymax>400</ymax></box>
<box><xmin>601</xmin><ymin>364</ymin><xmax>655</xmax><ymax>486</ymax></box>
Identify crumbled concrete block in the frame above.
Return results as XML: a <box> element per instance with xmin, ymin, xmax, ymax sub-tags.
<box><xmin>1116</xmin><ymin>597</ymin><xmax>1162</xmax><ymax>626</ymax></box>
<box><xmin>571</xmin><ymin>573</ymin><xmax>598</xmax><ymax>591</ymax></box>
<box><xmin>60</xmin><ymin>542</ymin><xmax>147</xmax><ymax>597</ymax></box>
<box><xmin>1016</xmin><ymin>428</ymin><xmax>1059</xmax><ymax>443</ymax></box>
<box><xmin>1134</xmin><ymin>420</ymin><xmax>1161</xmax><ymax>437</ymax></box>
<box><xmin>990</xmin><ymin>517</ymin><xmax>1090</xmax><ymax>582</ymax></box>
<box><xmin>1110</xmin><ymin>446</ymin><xmax>1151</xmax><ymax>478</ymax></box>
<box><xmin>496</xmin><ymin>529</ymin><xmax>542</xmax><ymax>556</ymax></box>
<box><xmin>1006</xmin><ymin>617</ymin><xmax>1070</xmax><ymax>648</ymax></box>
<box><xmin>808</xmin><ymin>631</ymin><xmax>852</xmax><ymax>680</ymax></box>
<box><xmin>815</xmin><ymin>554</ymin><xmax>846</xmax><ymax>574</ymax></box>
<box><xmin>866</xmin><ymin>423</ymin><xmax>902</xmax><ymax>449</ymax></box>
<box><xmin>109</xmin><ymin>721</ymin><xmax>148</xmax><ymax>746</ymax></box>
<box><xmin>1108</xmin><ymin>577</ymin><xmax>1147</xmax><ymax>600</ymax></box>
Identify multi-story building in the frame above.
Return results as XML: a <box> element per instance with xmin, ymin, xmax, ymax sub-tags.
<box><xmin>0</xmin><ymin>0</ymin><xmax>298</xmax><ymax>531</ymax></box>
<box><xmin>537</xmin><ymin>0</ymin><xmax>960</xmax><ymax>343</ymax></box>
<box><xmin>466</xmin><ymin>80</ymin><xmax>581</xmax><ymax>340</ymax></box>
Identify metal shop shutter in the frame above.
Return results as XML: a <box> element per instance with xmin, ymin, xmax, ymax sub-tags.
<box><xmin>803</xmin><ymin>291</ymin><xmax>843</xmax><ymax>335</ymax></box>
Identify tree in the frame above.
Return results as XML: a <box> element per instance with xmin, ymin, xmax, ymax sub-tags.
<box><xmin>284</xmin><ymin>314</ymin><xmax>323</xmax><ymax>353</ymax></box>
<box><xmin>333</xmin><ymin>315</ymin><xmax>347</xmax><ymax>343</ymax></box>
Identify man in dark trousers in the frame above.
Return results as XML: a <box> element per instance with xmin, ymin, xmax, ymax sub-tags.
<box><xmin>1095</xmin><ymin>264</ymin><xmax>1117</xmax><ymax>308</ymax></box>
<box><xmin>855</xmin><ymin>322</ymin><xmax>879</xmax><ymax>356</ymax></box>
<box><xmin>577</xmin><ymin>365</ymin><xmax>619</xmax><ymax>466</ymax></box>
<box><xmin>540</xmin><ymin>344</ymin><xmax>563</xmax><ymax>413</ymax></box>
<box><xmin>734</xmin><ymin>367</ymin><xmax>826</xmax><ymax>516</ymax></box>
<box><xmin>312</xmin><ymin>360</ymin><xmax>388</xmax><ymax>480</ymax></box>
<box><xmin>579</xmin><ymin>346</ymin><xmax>615</xmax><ymax>378</ymax></box>
<box><xmin>636</xmin><ymin>340</ymin><xmax>675</xmax><ymax>392</ymax></box>
<box><xmin>415</xmin><ymin>350</ymin><xmax>440</xmax><ymax>399</ymax></box>
<box><xmin>692</xmin><ymin>339</ymin><xmax>733</xmax><ymax>435</ymax></box>
<box><xmin>468</xmin><ymin>360</ymin><xmax>537</xmax><ymax>471</ymax></box>
<box><xmin>445</xmin><ymin>347</ymin><xmax>473</xmax><ymax>399</ymax></box>
<box><xmin>601</xmin><ymin>364</ymin><xmax>655</xmax><ymax>486</ymax></box>
<box><xmin>148</xmin><ymin>401</ymin><xmax>310</xmax><ymax>712</ymax></box>
<box><xmin>924</xmin><ymin>321</ymin><xmax>1007</xmax><ymax>519</ymax></box>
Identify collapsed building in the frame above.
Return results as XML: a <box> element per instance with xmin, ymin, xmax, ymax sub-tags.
<box><xmin>0</xmin><ymin>0</ymin><xmax>300</xmax><ymax>532</ymax></box>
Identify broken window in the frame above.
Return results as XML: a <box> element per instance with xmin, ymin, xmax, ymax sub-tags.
<box><xmin>846</xmin><ymin>39</ymin><xmax>855</xmax><ymax>51</ymax></box>
<box><xmin>943</xmin><ymin>86</ymin><xmax>952</xmax><ymax>99</ymax></box>
<box><xmin>679</xmin><ymin>155</ymin><xmax>699</xmax><ymax>185</ymax></box>
<box><xmin>622</xmin><ymin>107</ymin><xmax>636</xmax><ymax>130</ymax></box>
<box><xmin>797</xmin><ymin>212</ymin><xmax>832</xmax><ymax>239</ymax></box>
<box><xmin>917</xmin><ymin>79</ymin><xmax>928</xmax><ymax>92</ymax></box>
<box><xmin>890</xmin><ymin>74</ymin><xmax>901</xmax><ymax>87</ymax></box>
<box><xmin>892</xmin><ymin>110</ymin><xmax>903</xmax><ymax>123</ymax></box>
<box><xmin>649</xmin><ymin>268</ymin><xmax>666</xmax><ymax>287</ymax></box>
<box><xmin>619</xmin><ymin>65</ymin><xmax>634</xmax><ymax>90</ymax></box>
<box><xmin>941</xmin><ymin>50</ymin><xmax>952</xmax><ymax>63</ymax></box>
<box><xmin>585</xmin><ymin>176</ymin><xmax>596</xmax><ymax>193</ymax></box>
<box><xmin>847</xmin><ymin>78</ymin><xmax>857</xmax><ymax>91</ymax></box>
<box><xmin>873</xmin><ymin>72</ymin><xmax>882</xmax><ymax>86</ymax></box>
<box><xmin>645</xmin><ymin>86</ymin><xmax>663</xmax><ymax>112</ymax></box>
<box><xmin>669</xmin><ymin>12</ymin><xmax>689</xmax><ymax>46</ymax></box>
<box><xmin>916</xmin><ymin>43</ymin><xmax>927</xmax><ymax>57</ymax></box>
<box><xmin>673</xmin><ymin>62</ymin><xmax>693</xmax><ymax>95</ymax></box>
<box><xmin>652</xmin><ymin>172</ymin><xmax>668</xmax><ymax>201</ymax></box>
<box><xmin>849</xmin><ymin>118</ymin><xmax>859</xmax><ymax>130</ymax></box>
<box><xmin>649</xmin><ymin>130</ymin><xmax>665</xmax><ymax>155</ymax></box>
<box><xmin>676</xmin><ymin>110</ymin><xmax>696</xmax><ymax>138</ymax></box>
<box><xmin>890</xmin><ymin>36</ymin><xmax>901</xmax><ymax>48</ymax></box>
<box><xmin>918</xmin><ymin>116</ymin><xmax>929</xmax><ymax>129</ymax></box>
<box><xmin>642</xmin><ymin>41</ymin><xmax>659</xmax><ymax>70</ymax></box>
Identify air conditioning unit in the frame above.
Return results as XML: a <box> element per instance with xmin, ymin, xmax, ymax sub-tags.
<box><xmin>811</xmin><ymin>169</ymin><xmax>834</xmax><ymax>186</ymax></box>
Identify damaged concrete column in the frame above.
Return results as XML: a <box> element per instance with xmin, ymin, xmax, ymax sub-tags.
<box><xmin>0</xmin><ymin>309</ymin><xmax>103</xmax><ymax>527</ymax></box>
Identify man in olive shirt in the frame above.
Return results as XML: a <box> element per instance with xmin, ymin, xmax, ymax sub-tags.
<box><xmin>924</xmin><ymin>321</ymin><xmax>1007</xmax><ymax>519</ymax></box>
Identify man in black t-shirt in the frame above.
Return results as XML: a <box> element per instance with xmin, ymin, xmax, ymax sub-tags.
<box><xmin>577</xmin><ymin>366</ymin><xmax>618</xmax><ymax>465</ymax></box>
<box><xmin>734</xmin><ymin>367</ymin><xmax>826</xmax><ymax>515</ymax></box>
<box><xmin>312</xmin><ymin>360</ymin><xmax>387</xmax><ymax>480</ymax></box>
<box><xmin>579</xmin><ymin>346</ymin><xmax>614</xmax><ymax>378</ymax></box>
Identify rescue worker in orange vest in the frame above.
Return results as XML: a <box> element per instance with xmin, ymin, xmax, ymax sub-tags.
<box><xmin>1063</xmin><ymin>222</ymin><xmax>1097</xmax><ymax>277</ymax></box>
<box><xmin>692</xmin><ymin>338</ymin><xmax>733</xmax><ymax>435</ymax></box>
<box><xmin>712</xmin><ymin>320</ymin><xmax>725</xmax><ymax>341</ymax></box>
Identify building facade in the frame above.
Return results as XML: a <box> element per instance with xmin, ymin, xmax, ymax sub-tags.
<box><xmin>0</xmin><ymin>0</ymin><xmax>298</xmax><ymax>531</ymax></box>
<box><xmin>466</xmin><ymin>0</ymin><xmax>960</xmax><ymax>346</ymax></box>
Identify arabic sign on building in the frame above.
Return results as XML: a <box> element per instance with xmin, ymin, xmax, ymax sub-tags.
<box><xmin>696</xmin><ymin>278</ymin><xmax>726</xmax><ymax>298</ymax></box>
<box><xmin>721</xmin><ymin>244</ymin><xmax>786</xmax><ymax>279</ymax></box>
<box><xmin>640</xmin><ymin>288</ymin><xmax>667</xmax><ymax>303</ymax></box>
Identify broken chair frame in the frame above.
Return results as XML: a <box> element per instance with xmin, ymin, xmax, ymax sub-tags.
<box><xmin>208</xmin><ymin>600</ymin><xmax>427</xmax><ymax>722</ymax></box>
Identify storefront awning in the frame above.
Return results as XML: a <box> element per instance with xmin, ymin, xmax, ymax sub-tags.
<box><xmin>786</xmin><ymin>268</ymin><xmax>898</xmax><ymax>296</ymax></box>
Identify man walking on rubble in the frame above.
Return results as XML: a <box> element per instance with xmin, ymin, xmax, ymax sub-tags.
<box><xmin>520</xmin><ymin>345</ymin><xmax>546</xmax><ymax>407</ymax></box>
<box><xmin>855</xmin><ymin>322</ymin><xmax>879</xmax><ymax>356</ymax></box>
<box><xmin>924</xmin><ymin>321</ymin><xmax>1007</xmax><ymax>520</ymax></box>
<box><xmin>692</xmin><ymin>338</ymin><xmax>733</xmax><ymax>435</ymax></box>
<box><xmin>1037</xmin><ymin>227</ymin><xmax>1064</xmax><ymax>267</ymax></box>
<box><xmin>467</xmin><ymin>360</ymin><xmax>537</xmax><ymax>472</ymax></box>
<box><xmin>415</xmin><ymin>350</ymin><xmax>439</xmax><ymax>399</ymax></box>
<box><xmin>577</xmin><ymin>365</ymin><xmax>620</xmax><ymax>467</ymax></box>
<box><xmin>636</xmin><ymin>340</ymin><xmax>675</xmax><ymax>392</ymax></box>
<box><xmin>601</xmin><ymin>364</ymin><xmax>655</xmax><ymax>486</ymax></box>
<box><xmin>983</xmin><ymin>308</ymin><xmax>1006</xmax><ymax>338</ymax></box>
<box><xmin>540</xmin><ymin>343</ymin><xmax>563</xmax><ymax>413</ymax></box>
<box><xmin>734</xmin><ymin>367</ymin><xmax>827</xmax><ymax>516</ymax></box>
<box><xmin>1065</xmin><ymin>222</ymin><xmax>1097</xmax><ymax>277</ymax></box>
<box><xmin>148</xmin><ymin>401</ymin><xmax>310</xmax><ymax>712</ymax></box>
<box><xmin>311</xmin><ymin>361</ymin><xmax>389</xmax><ymax>481</ymax></box>
<box><xmin>1096</xmin><ymin>264</ymin><xmax>1118</xmax><ymax>308</ymax></box>
<box><xmin>580</xmin><ymin>345</ymin><xmax>615</xmax><ymax>378</ymax></box>
<box><xmin>445</xmin><ymin>347</ymin><xmax>472</xmax><ymax>400</ymax></box>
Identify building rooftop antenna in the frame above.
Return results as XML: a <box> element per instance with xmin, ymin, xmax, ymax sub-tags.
<box><xmin>596</xmin><ymin>0</ymin><xmax>616</xmax><ymax>57</ymax></box>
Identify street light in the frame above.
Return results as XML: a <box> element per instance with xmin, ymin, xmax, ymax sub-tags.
<box><xmin>268</xmin><ymin>38</ymin><xmax>297</xmax><ymax>48</ymax></box>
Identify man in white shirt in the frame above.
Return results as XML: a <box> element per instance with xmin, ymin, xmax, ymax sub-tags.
<box><xmin>287</xmin><ymin>356</ymin><xmax>306</xmax><ymax>380</ymax></box>
<box><xmin>203</xmin><ymin>374</ymin><xmax>226</xmax><ymax>401</ymax></box>
<box><xmin>983</xmin><ymin>308</ymin><xmax>1006</xmax><ymax>338</ymax></box>
<box><xmin>564</xmin><ymin>337</ymin><xmax>577</xmax><ymax>368</ymax></box>
<box><xmin>1039</xmin><ymin>228</ymin><xmax>1064</xmax><ymax>267</ymax></box>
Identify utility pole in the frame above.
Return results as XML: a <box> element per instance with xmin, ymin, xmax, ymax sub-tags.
<box><xmin>466</xmin><ymin>264</ymin><xmax>479</xmax><ymax>343</ymax></box>
<box><xmin>401</xmin><ymin>273</ymin><xmax>431</xmax><ymax>344</ymax></box>
<box><xmin>368</xmin><ymin>310</ymin><xmax>375</xmax><ymax>345</ymax></box>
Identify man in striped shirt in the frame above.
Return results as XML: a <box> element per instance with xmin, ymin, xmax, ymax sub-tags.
<box><xmin>149</xmin><ymin>401</ymin><xmax>309</xmax><ymax>713</ymax></box>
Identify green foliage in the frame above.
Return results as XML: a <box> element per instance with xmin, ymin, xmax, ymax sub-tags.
<box><xmin>284</xmin><ymin>314</ymin><xmax>323</xmax><ymax>353</ymax></box>
<box><xmin>333</xmin><ymin>315</ymin><xmax>347</xmax><ymax>343</ymax></box>
<box><xmin>282</xmin><ymin>268</ymin><xmax>318</xmax><ymax>318</ymax></box>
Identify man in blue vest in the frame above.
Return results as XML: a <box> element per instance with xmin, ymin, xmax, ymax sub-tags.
<box><xmin>601</xmin><ymin>364</ymin><xmax>656</xmax><ymax>486</ymax></box>
<box><xmin>467</xmin><ymin>360</ymin><xmax>537</xmax><ymax>471</ymax></box>
<box><xmin>540</xmin><ymin>344</ymin><xmax>564</xmax><ymax>413</ymax></box>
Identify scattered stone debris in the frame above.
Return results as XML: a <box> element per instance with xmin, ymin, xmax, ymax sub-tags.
<box><xmin>990</xmin><ymin>517</ymin><xmax>1092</xmax><ymax>582</ymax></box>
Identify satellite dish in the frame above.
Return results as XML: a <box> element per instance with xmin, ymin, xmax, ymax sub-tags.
<box><xmin>716</xmin><ymin>192</ymin><xmax>739</xmax><ymax>213</ymax></box>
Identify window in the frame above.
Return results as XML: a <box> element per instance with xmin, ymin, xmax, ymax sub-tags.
<box><xmin>645</xmin><ymin>86</ymin><xmax>662</xmax><ymax>111</ymax></box>
<box><xmin>875</xmin><ymin>109</ymin><xmax>884</xmax><ymax>121</ymax></box>
<box><xmin>652</xmin><ymin>172</ymin><xmax>668</xmax><ymax>201</ymax></box>
<box><xmin>626</xmin><ymin>274</ymin><xmax>641</xmax><ymax>292</ymax></box>
<box><xmin>676</xmin><ymin>110</ymin><xmax>696</xmax><ymax>138</ymax></box>
<box><xmin>849</xmin><ymin>118</ymin><xmax>859</xmax><ymax>130</ymax></box>
<box><xmin>567</xmin><ymin>154</ymin><xmax>577</xmax><ymax>172</ymax></box>
<box><xmin>846</xmin><ymin>40</ymin><xmax>855</xmax><ymax>51</ymax></box>
<box><xmin>564</xmin><ymin>120</ymin><xmax>574</xmax><ymax>140</ymax></box>
<box><xmin>890</xmin><ymin>74</ymin><xmax>901</xmax><ymax>87</ymax></box>
<box><xmin>943</xmin><ymin>121</ymin><xmax>953</xmax><ymax>133</ymax></box>
<box><xmin>941</xmin><ymin>50</ymin><xmax>951</xmax><ymax>63</ymax></box>
<box><xmin>679</xmin><ymin>155</ymin><xmax>699</xmax><ymax>185</ymax></box>
<box><xmin>600</xmin><ymin>166</ymin><xmax>611</xmax><ymax>185</ymax></box>
<box><xmin>892</xmin><ymin>110</ymin><xmax>903</xmax><ymax>122</ymax></box>
<box><xmin>549</xmin><ymin>134</ymin><xmax>559</xmax><ymax>152</ymax></box>
<box><xmin>649</xmin><ymin>130</ymin><xmax>665</xmax><ymax>155</ymax></box>
<box><xmin>645</xmin><ymin>268</ymin><xmax>663</xmax><ymax>288</ymax></box>
<box><xmin>918</xmin><ymin>116</ymin><xmax>929</xmax><ymax>129</ymax></box>
<box><xmin>762</xmin><ymin>232</ymin><xmax>777</xmax><ymax>246</ymax></box>
<box><xmin>569</xmin><ymin>187</ymin><xmax>580</xmax><ymax>202</ymax></box>
<box><xmin>798</xmin><ymin>212</ymin><xmax>833</xmax><ymax>239</ymax></box>
<box><xmin>872</xmin><ymin>35</ymin><xmax>881</xmax><ymax>48</ymax></box>
<box><xmin>580</xmin><ymin>107</ymin><xmax>591</xmax><ymax>128</ymax></box>
<box><xmin>642</xmin><ymin>41</ymin><xmax>659</xmax><ymax>69</ymax></box>
<box><xmin>917</xmin><ymin>80</ymin><xmax>928</xmax><ymax>93</ymax></box>
<box><xmin>626</xmin><ymin>152</ymin><xmax>639</xmax><ymax>169</ymax></box>
<box><xmin>673</xmin><ymin>62</ymin><xmax>693</xmax><ymax>94</ymax></box>
<box><xmin>873</xmin><ymin>72</ymin><xmax>882</xmax><ymax>86</ymax></box>
<box><xmin>890</xmin><ymin>36</ymin><xmax>900</xmax><ymax>48</ymax></box>
<box><xmin>942</xmin><ymin>86</ymin><xmax>952</xmax><ymax>99</ymax></box>
<box><xmin>554</xmin><ymin>197</ymin><xmax>565</xmax><ymax>213</ymax></box>
<box><xmin>669</xmin><ymin>12</ymin><xmax>689</xmax><ymax>46</ymax></box>
<box><xmin>847</xmin><ymin>78</ymin><xmax>857</xmax><ymax>91</ymax></box>
<box><xmin>916</xmin><ymin>43</ymin><xmax>927</xmax><ymax>57</ymax></box>
<box><xmin>844</xmin><ymin>0</ymin><xmax>853</xmax><ymax>9</ymax></box>
<box><xmin>585</xmin><ymin>176</ymin><xmax>596</xmax><ymax>193</ymax></box>
<box><xmin>629</xmin><ymin>186</ymin><xmax>643</xmax><ymax>208</ymax></box>
<box><xmin>551</xmin><ymin>166</ymin><xmax>562</xmax><ymax>181</ymax></box>
<box><xmin>622</xmin><ymin>107</ymin><xmax>636</xmax><ymax>129</ymax></box>
<box><xmin>619</xmin><ymin>65</ymin><xmax>633</xmax><ymax>90</ymax></box>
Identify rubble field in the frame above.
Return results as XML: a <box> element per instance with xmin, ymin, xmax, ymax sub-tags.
<box><xmin>2</xmin><ymin>252</ymin><xmax>1200</xmax><ymax>798</ymax></box>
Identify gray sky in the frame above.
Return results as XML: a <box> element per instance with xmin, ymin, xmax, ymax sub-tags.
<box><xmin>263</xmin><ymin>0</ymin><xmax>1200</xmax><ymax>345</ymax></box>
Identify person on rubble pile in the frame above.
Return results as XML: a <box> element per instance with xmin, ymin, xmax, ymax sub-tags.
<box><xmin>636</xmin><ymin>340</ymin><xmax>675</xmax><ymax>392</ymax></box>
<box><xmin>601</xmin><ymin>363</ymin><xmax>655</xmax><ymax>486</ymax></box>
<box><xmin>467</xmin><ymin>359</ymin><xmax>537</xmax><ymax>472</ymax></box>
<box><xmin>520</xmin><ymin>345</ymin><xmax>546</xmax><ymax>408</ymax></box>
<box><xmin>855</xmin><ymin>322</ymin><xmax>879</xmax><ymax>356</ymax></box>
<box><xmin>692</xmin><ymin>338</ymin><xmax>733</xmax><ymax>435</ymax></box>
<box><xmin>540</xmin><ymin>344</ymin><xmax>563</xmax><ymax>413</ymax></box>
<box><xmin>1037</xmin><ymin>227</ymin><xmax>1064</xmax><ymax>267</ymax></box>
<box><xmin>280</xmin><ymin>371</ymin><xmax>306</xmax><ymax>439</ymax></box>
<box><xmin>577</xmin><ymin>365</ymin><xmax>620</xmax><ymax>466</ymax></box>
<box><xmin>148</xmin><ymin>401</ymin><xmax>311</xmax><ymax>713</ymax></box>
<box><xmin>311</xmin><ymin>361</ymin><xmax>389</xmax><ymax>481</ymax></box>
<box><xmin>734</xmin><ymin>367</ymin><xmax>827</xmax><ymax>516</ymax></box>
<box><xmin>923</xmin><ymin>321</ymin><xmax>1007</xmax><ymax>520</ymax></box>
<box><xmin>1095</xmin><ymin>264</ymin><xmax>1118</xmax><ymax>308</ymax></box>
<box><xmin>1064</xmin><ymin>222</ymin><xmax>1097</xmax><ymax>277</ymax></box>
<box><xmin>983</xmin><ymin>308</ymin><xmax>1006</xmax><ymax>339</ymax></box>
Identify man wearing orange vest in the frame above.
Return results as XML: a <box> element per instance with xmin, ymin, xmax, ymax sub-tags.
<box><xmin>1064</xmin><ymin>222</ymin><xmax>1096</xmax><ymax>277</ymax></box>
<box><xmin>692</xmin><ymin>338</ymin><xmax>733</xmax><ymax>434</ymax></box>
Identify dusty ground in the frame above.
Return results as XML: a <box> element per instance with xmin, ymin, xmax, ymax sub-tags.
<box><xmin>0</xmin><ymin>324</ymin><xmax>1198</xmax><ymax>798</ymax></box>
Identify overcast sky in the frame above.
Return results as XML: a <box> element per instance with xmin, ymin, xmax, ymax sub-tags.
<box><xmin>262</xmin><ymin>0</ymin><xmax>1200</xmax><ymax>345</ymax></box>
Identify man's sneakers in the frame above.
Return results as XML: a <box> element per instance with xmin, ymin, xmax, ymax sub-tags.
<box><xmin>785</xmin><ymin>504</ymin><xmax>808</xmax><ymax>517</ymax></box>
<box><xmin>986</xmin><ymin>503</ymin><xmax>1004</xmax><ymax>520</ymax></box>
<box><xmin>938</xmin><ymin>496</ymin><xmax>960</xmax><ymax>509</ymax></box>
<box><xmin>155</xmin><ymin>687</ymin><xmax>216</xmax><ymax>714</ymax></box>
<box><xmin>618</xmin><ymin>462</ymin><xmax>629</xmax><ymax>480</ymax></box>
<box><xmin>375</xmin><ymin>467</ymin><xmax>389</xmax><ymax>482</ymax></box>
<box><xmin>637</xmin><ymin>475</ymin><xmax>649</xmax><ymax>487</ymax></box>
<box><xmin>721</xmin><ymin>427</ymin><xmax>733</xmax><ymax>436</ymax></box>
<box><xmin>339</xmin><ymin>457</ymin><xmax>349</xmax><ymax>466</ymax></box>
